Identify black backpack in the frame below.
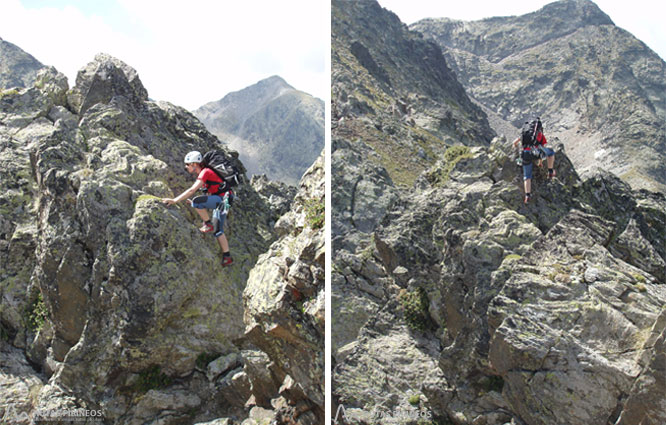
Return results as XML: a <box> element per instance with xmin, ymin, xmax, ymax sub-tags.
<box><xmin>201</xmin><ymin>150</ymin><xmax>243</xmax><ymax>190</ymax></box>
<box><xmin>521</xmin><ymin>118</ymin><xmax>543</xmax><ymax>148</ymax></box>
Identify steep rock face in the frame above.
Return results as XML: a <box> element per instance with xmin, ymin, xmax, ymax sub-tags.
<box><xmin>332</xmin><ymin>0</ymin><xmax>494</xmax><ymax>188</ymax></box>
<box><xmin>411</xmin><ymin>0</ymin><xmax>666</xmax><ymax>192</ymax></box>
<box><xmin>332</xmin><ymin>2</ymin><xmax>666</xmax><ymax>425</ymax></box>
<box><xmin>0</xmin><ymin>37</ymin><xmax>47</xmax><ymax>89</ymax></box>
<box><xmin>0</xmin><ymin>47</ymin><xmax>293</xmax><ymax>424</ymax></box>
<box><xmin>332</xmin><ymin>0</ymin><xmax>495</xmax><ymax>365</ymax></box>
<box><xmin>194</xmin><ymin>76</ymin><xmax>324</xmax><ymax>186</ymax></box>
<box><xmin>241</xmin><ymin>153</ymin><xmax>325</xmax><ymax>425</ymax></box>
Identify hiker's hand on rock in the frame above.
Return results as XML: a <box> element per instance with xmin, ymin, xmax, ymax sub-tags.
<box><xmin>162</xmin><ymin>198</ymin><xmax>177</xmax><ymax>206</ymax></box>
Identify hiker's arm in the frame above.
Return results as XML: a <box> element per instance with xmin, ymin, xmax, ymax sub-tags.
<box><xmin>162</xmin><ymin>180</ymin><xmax>203</xmax><ymax>205</ymax></box>
<box><xmin>512</xmin><ymin>137</ymin><xmax>521</xmax><ymax>147</ymax></box>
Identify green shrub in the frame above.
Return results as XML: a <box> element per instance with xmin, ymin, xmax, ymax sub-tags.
<box><xmin>25</xmin><ymin>293</ymin><xmax>48</xmax><ymax>332</ymax></box>
<box><xmin>0</xmin><ymin>325</ymin><xmax>9</xmax><ymax>342</ymax></box>
<box><xmin>427</xmin><ymin>145</ymin><xmax>473</xmax><ymax>186</ymax></box>
<box><xmin>443</xmin><ymin>145</ymin><xmax>471</xmax><ymax>163</ymax></box>
<box><xmin>400</xmin><ymin>287</ymin><xmax>431</xmax><ymax>331</ymax></box>
<box><xmin>133</xmin><ymin>365</ymin><xmax>173</xmax><ymax>393</ymax></box>
<box><xmin>408</xmin><ymin>394</ymin><xmax>421</xmax><ymax>406</ymax></box>
<box><xmin>479</xmin><ymin>375</ymin><xmax>504</xmax><ymax>393</ymax></box>
<box><xmin>303</xmin><ymin>196</ymin><xmax>325</xmax><ymax>229</ymax></box>
<box><xmin>195</xmin><ymin>352</ymin><xmax>219</xmax><ymax>370</ymax></box>
<box><xmin>0</xmin><ymin>88</ymin><xmax>20</xmax><ymax>99</ymax></box>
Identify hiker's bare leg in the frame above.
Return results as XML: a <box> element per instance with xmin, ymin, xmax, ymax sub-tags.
<box><xmin>217</xmin><ymin>234</ymin><xmax>229</xmax><ymax>252</ymax></box>
<box><xmin>547</xmin><ymin>155</ymin><xmax>555</xmax><ymax>169</ymax></box>
<box><xmin>195</xmin><ymin>208</ymin><xmax>210</xmax><ymax>222</ymax></box>
<box><xmin>524</xmin><ymin>178</ymin><xmax>531</xmax><ymax>195</ymax></box>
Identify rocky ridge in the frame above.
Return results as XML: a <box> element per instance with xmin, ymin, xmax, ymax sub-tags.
<box><xmin>411</xmin><ymin>0</ymin><xmax>666</xmax><ymax>193</ymax></box>
<box><xmin>332</xmin><ymin>1</ymin><xmax>665</xmax><ymax>424</ymax></box>
<box><xmin>0</xmin><ymin>42</ymin><xmax>323</xmax><ymax>424</ymax></box>
<box><xmin>194</xmin><ymin>76</ymin><xmax>324</xmax><ymax>186</ymax></box>
<box><xmin>241</xmin><ymin>153</ymin><xmax>325</xmax><ymax>425</ymax></box>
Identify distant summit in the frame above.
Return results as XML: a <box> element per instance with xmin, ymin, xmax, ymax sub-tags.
<box><xmin>194</xmin><ymin>76</ymin><xmax>324</xmax><ymax>186</ymax></box>
<box><xmin>0</xmin><ymin>36</ymin><xmax>48</xmax><ymax>89</ymax></box>
<box><xmin>412</xmin><ymin>0</ymin><xmax>666</xmax><ymax>192</ymax></box>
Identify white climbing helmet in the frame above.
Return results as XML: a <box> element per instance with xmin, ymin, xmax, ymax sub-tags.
<box><xmin>184</xmin><ymin>151</ymin><xmax>202</xmax><ymax>164</ymax></box>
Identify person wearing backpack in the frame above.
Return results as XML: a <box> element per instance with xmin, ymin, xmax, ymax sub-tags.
<box><xmin>513</xmin><ymin>117</ymin><xmax>556</xmax><ymax>204</ymax></box>
<box><xmin>162</xmin><ymin>151</ymin><xmax>233</xmax><ymax>267</ymax></box>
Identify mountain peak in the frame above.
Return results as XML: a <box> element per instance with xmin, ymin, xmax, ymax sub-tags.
<box><xmin>193</xmin><ymin>76</ymin><xmax>324</xmax><ymax>185</ymax></box>
<box><xmin>535</xmin><ymin>0</ymin><xmax>614</xmax><ymax>27</ymax></box>
<box><xmin>412</xmin><ymin>0</ymin><xmax>616</xmax><ymax>63</ymax></box>
<box><xmin>259</xmin><ymin>75</ymin><xmax>293</xmax><ymax>90</ymax></box>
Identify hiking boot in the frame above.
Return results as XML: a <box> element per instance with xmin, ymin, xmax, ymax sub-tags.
<box><xmin>221</xmin><ymin>256</ymin><xmax>233</xmax><ymax>267</ymax></box>
<box><xmin>548</xmin><ymin>169</ymin><xmax>556</xmax><ymax>179</ymax></box>
<box><xmin>199</xmin><ymin>222</ymin><xmax>214</xmax><ymax>233</ymax></box>
<box><xmin>524</xmin><ymin>194</ymin><xmax>532</xmax><ymax>204</ymax></box>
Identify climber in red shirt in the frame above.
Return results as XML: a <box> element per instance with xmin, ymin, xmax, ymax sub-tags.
<box><xmin>513</xmin><ymin>117</ymin><xmax>556</xmax><ymax>204</ymax></box>
<box><xmin>162</xmin><ymin>151</ymin><xmax>233</xmax><ymax>267</ymax></box>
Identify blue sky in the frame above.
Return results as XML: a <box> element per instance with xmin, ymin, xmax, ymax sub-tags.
<box><xmin>2</xmin><ymin>0</ymin><xmax>327</xmax><ymax>110</ymax></box>
<box><xmin>378</xmin><ymin>0</ymin><xmax>666</xmax><ymax>62</ymax></box>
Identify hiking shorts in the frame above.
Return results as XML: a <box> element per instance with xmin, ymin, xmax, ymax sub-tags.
<box><xmin>191</xmin><ymin>195</ymin><xmax>227</xmax><ymax>236</ymax></box>
<box><xmin>522</xmin><ymin>147</ymin><xmax>554</xmax><ymax>180</ymax></box>
<box><xmin>538</xmin><ymin>146</ymin><xmax>555</xmax><ymax>158</ymax></box>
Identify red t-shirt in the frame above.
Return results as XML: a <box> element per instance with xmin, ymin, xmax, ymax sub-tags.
<box><xmin>525</xmin><ymin>132</ymin><xmax>547</xmax><ymax>150</ymax></box>
<box><xmin>198</xmin><ymin>168</ymin><xmax>224</xmax><ymax>194</ymax></box>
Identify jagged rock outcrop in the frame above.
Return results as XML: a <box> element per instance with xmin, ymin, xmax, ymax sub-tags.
<box><xmin>332</xmin><ymin>1</ymin><xmax>666</xmax><ymax>424</ymax></box>
<box><xmin>334</xmin><ymin>137</ymin><xmax>666</xmax><ymax>425</ymax></box>
<box><xmin>241</xmin><ymin>153</ymin><xmax>325</xmax><ymax>424</ymax></box>
<box><xmin>0</xmin><ymin>37</ymin><xmax>47</xmax><ymax>89</ymax></box>
<box><xmin>194</xmin><ymin>76</ymin><xmax>324</xmax><ymax>186</ymax></box>
<box><xmin>411</xmin><ymin>0</ymin><xmax>666</xmax><ymax>193</ymax></box>
<box><xmin>0</xmin><ymin>43</ymin><xmax>310</xmax><ymax>424</ymax></box>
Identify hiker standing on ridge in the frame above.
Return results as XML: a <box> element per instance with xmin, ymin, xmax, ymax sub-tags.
<box><xmin>513</xmin><ymin>117</ymin><xmax>556</xmax><ymax>204</ymax></box>
<box><xmin>162</xmin><ymin>151</ymin><xmax>233</xmax><ymax>267</ymax></box>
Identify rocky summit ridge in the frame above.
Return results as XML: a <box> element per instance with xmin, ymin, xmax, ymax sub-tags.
<box><xmin>0</xmin><ymin>40</ymin><xmax>323</xmax><ymax>425</ymax></box>
<box><xmin>411</xmin><ymin>0</ymin><xmax>666</xmax><ymax>193</ymax></box>
<box><xmin>332</xmin><ymin>1</ymin><xmax>665</xmax><ymax>425</ymax></box>
<box><xmin>194</xmin><ymin>76</ymin><xmax>324</xmax><ymax>187</ymax></box>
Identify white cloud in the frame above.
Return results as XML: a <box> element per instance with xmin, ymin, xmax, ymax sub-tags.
<box><xmin>114</xmin><ymin>0</ymin><xmax>328</xmax><ymax>108</ymax></box>
<box><xmin>1</xmin><ymin>0</ymin><xmax>137</xmax><ymax>84</ymax></box>
<box><xmin>1</xmin><ymin>0</ymin><xmax>327</xmax><ymax>109</ymax></box>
